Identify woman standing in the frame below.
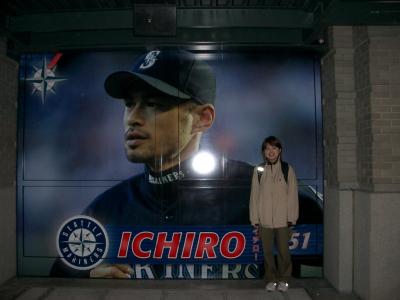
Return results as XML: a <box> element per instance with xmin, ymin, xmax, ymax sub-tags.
<box><xmin>249</xmin><ymin>136</ymin><xmax>299</xmax><ymax>292</ymax></box>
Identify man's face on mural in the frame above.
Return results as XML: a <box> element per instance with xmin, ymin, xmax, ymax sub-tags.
<box><xmin>123</xmin><ymin>90</ymin><xmax>198</xmax><ymax>168</ymax></box>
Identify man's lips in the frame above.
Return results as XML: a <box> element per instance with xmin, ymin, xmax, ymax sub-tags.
<box><xmin>125</xmin><ymin>130</ymin><xmax>148</xmax><ymax>147</ymax></box>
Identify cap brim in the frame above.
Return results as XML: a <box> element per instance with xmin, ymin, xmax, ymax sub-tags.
<box><xmin>104</xmin><ymin>71</ymin><xmax>191</xmax><ymax>100</ymax></box>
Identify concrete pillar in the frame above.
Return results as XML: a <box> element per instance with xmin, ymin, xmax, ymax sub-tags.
<box><xmin>321</xmin><ymin>26</ymin><xmax>357</xmax><ymax>293</ymax></box>
<box><xmin>0</xmin><ymin>37</ymin><xmax>18</xmax><ymax>284</ymax></box>
<box><xmin>322</xmin><ymin>25</ymin><xmax>400</xmax><ymax>300</ymax></box>
<box><xmin>352</xmin><ymin>26</ymin><xmax>400</xmax><ymax>300</ymax></box>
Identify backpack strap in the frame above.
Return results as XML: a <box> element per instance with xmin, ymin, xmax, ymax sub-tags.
<box><xmin>257</xmin><ymin>161</ymin><xmax>289</xmax><ymax>184</ymax></box>
<box><xmin>281</xmin><ymin>161</ymin><xmax>289</xmax><ymax>184</ymax></box>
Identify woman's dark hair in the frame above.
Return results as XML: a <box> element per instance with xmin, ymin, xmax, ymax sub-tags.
<box><xmin>261</xmin><ymin>136</ymin><xmax>282</xmax><ymax>161</ymax></box>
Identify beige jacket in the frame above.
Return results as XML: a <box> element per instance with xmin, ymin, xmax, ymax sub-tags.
<box><xmin>249</xmin><ymin>161</ymin><xmax>299</xmax><ymax>228</ymax></box>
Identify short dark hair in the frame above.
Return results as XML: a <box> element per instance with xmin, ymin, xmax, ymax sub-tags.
<box><xmin>261</xmin><ymin>136</ymin><xmax>282</xmax><ymax>160</ymax></box>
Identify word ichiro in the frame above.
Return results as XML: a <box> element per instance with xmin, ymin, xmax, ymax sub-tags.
<box><xmin>117</xmin><ymin>231</ymin><xmax>246</xmax><ymax>259</ymax></box>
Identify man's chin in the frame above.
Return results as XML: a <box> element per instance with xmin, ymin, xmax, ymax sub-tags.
<box><xmin>125</xmin><ymin>149</ymin><xmax>150</xmax><ymax>163</ymax></box>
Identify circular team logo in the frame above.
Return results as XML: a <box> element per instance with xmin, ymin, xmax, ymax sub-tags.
<box><xmin>57</xmin><ymin>215</ymin><xmax>108</xmax><ymax>270</ymax></box>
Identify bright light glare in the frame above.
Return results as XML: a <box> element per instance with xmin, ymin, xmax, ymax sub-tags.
<box><xmin>192</xmin><ymin>151</ymin><xmax>216</xmax><ymax>174</ymax></box>
<box><xmin>257</xmin><ymin>166</ymin><xmax>264</xmax><ymax>172</ymax></box>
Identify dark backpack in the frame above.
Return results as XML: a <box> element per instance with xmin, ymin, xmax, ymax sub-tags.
<box><xmin>257</xmin><ymin>161</ymin><xmax>289</xmax><ymax>184</ymax></box>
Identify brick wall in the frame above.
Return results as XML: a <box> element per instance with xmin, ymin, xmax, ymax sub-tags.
<box><xmin>322</xmin><ymin>26</ymin><xmax>400</xmax><ymax>192</ymax></box>
<box><xmin>321</xmin><ymin>28</ymin><xmax>338</xmax><ymax>187</ymax></box>
<box><xmin>0</xmin><ymin>51</ymin><xmax>18</xmax><ymax>189</ymax></box>
<box><xmin>368</xmin><ymin>27</ymin><xmax>400</xmax><ymax>191</ymax></box>
<box><xmin>353</xmin><ymin>26</ymin><xmax>373</xmax><ymax>190</ymax></box>
<box><xmin>322</xmin><ymin>26</ymin><xmax>358</xmax><ymax>189</ymax></box>
<box><xmin>0</xmin><ymin>38</ymin><xmax>18</xmax><ymax>284</ymax></box>
<box><xmin>353</xmin><ymin>26</ymin><xmax>400</xmax><ymax>192</ymax></box>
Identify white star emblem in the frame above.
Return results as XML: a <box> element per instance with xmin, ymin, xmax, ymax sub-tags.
<box><xmin>25</xmin><ymin>55</ymin><xmax>67</xmax><ymax>104</ymax></box>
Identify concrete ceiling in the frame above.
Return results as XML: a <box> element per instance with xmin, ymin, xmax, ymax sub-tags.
<box><xmin>1</xmin><ymin>0</ymin><xmax>400</xmax><ymax>56</ymax></box>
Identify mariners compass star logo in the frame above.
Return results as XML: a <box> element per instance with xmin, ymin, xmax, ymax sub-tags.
<box><xmin>25</xmin><ymin>53</ymin><xmax>67</xmax><ymax>104</ymax></box>
<box><xmin>57</xmin><ymin>215</ymin><xmax>108</xmax><ymax>270</ymax></box>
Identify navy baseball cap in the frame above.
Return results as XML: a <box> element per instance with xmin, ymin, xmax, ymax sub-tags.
<box><xmin>104</xmin><ymin>49</ymin><xmax>216</xmax><ymax>105</ymax></box>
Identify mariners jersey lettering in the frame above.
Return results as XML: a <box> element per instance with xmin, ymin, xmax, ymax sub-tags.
<box><xmin>148</xmin><ymin>170</ymin><xmax>185</xmax><ymax>185</ymax></box>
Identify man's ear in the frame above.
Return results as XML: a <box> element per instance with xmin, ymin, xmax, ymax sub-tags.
<box><xmin>192</xmin><ymin>104</ymin><xmax>215</xmax><ymax>134</ymax></box>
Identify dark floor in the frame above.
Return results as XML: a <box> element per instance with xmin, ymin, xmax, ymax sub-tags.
<box><xmin>0</xmin><ymin>277</ymin><xmax>361</xmax><ymax>300</ymax></box>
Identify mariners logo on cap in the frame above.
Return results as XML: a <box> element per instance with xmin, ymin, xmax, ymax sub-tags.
<box><xmin>139</xmin><ymin>50</ymin><xmax>161</xmax><ymax>70</ymax></box>
<box><xmin>56</xmin><ymin>215</ymin><xmax>108</xmax><ymax>270</ymax></box>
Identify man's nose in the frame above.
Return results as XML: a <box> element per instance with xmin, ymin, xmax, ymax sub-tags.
<box><xmin>125</xmin><ymin>103</ymin><xmax>145</xmax><ymax>125</ymax></box>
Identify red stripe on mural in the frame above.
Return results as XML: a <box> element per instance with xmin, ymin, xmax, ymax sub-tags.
<box><xmin>47</xmin><ymin>53</ymin><xmax>63</xmax><ymax>69</ymax></box>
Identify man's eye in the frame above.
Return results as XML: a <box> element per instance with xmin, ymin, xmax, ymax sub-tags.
<box><xmin>146</xmin><ymin>101</ymin><xmax>157</xmax><ymax>107</ymax></box>
<box><xmin>147</xmin><ymin>101</ymin><xmax>170</xmax><ymax>110</ymax></box>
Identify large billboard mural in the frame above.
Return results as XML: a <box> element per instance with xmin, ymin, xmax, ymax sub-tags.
<box><xmin>17</xmin><ymin>48</ymin><xmax>323</xmax><ymax>279</ymax></box>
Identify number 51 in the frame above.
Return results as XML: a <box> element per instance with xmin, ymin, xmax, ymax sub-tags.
<box><xmin>289</xmin><ymin>232</ymin><xmax>311</xmax><ymax>250</ymax></box>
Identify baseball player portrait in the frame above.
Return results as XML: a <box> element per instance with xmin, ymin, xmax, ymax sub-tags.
<box><xmin>50</xmin><ymin>48</ymin><xmax>254</xmax><ymax>278</ymax></box>
<box><xmin>86</xmin><ymin>49</ymin><xmax>254</xmax><ymax>226</ymax></box>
